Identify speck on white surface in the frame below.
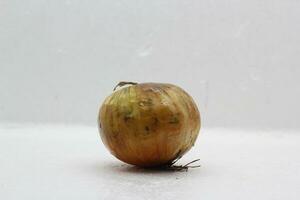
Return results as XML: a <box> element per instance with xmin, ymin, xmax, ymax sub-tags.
<box><xmin>0</xmin><ymin>124</ymin><xmax>299</xmax><ymax>200</ymax></box>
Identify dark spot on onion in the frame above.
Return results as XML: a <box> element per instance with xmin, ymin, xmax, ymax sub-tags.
<box><xmin>144</xmin><ymin>126</ymin><xmax>151</xmax><ymax>135</ymax></box>
<box><xmin>123</xmin><ymin>115</ymin><xmax>131</xmax><ymax>122</ymax></box>
<box><xmin>145</xmin><ymin>126</ymin><xmax>150</xmax><ymax>131</ymax></box>
<box><xmin>152</xmin><ymin>117</ymin><xmax>159</xmax><ymax>126</ymax></box>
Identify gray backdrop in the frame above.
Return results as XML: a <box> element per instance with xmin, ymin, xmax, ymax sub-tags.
<box><xmin>1</xmin><ymin>0</ymin><xmax>300</xmax><ymax>130</ymax></box>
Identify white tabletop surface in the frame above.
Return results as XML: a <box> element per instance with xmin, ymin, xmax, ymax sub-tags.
<box><xmin>0</xmin><ymin>124</ymin><xmax>299</xmax><ymax>200</ymax></box>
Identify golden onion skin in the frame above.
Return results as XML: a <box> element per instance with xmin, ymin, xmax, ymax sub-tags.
<box><xmin>98</xmin><ymin>83</ymin><xmax>200</xmax><ymax>167</ymax></box>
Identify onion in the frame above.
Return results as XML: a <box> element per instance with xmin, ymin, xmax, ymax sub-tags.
<box><xmin>98</xmin><ymin>82</ymin><xmax>201</xmax><ymax>168</ymax></box>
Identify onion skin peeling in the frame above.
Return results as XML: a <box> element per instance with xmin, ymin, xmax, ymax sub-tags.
<box><xmin>98</xmin><ymin>82</ymin><xmax>201</xmax><ymax>168</ymax></box>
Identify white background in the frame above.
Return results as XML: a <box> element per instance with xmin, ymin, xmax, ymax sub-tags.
<box><xmin>1</xmin><ymin>1</ymin><xmax>300</xmax><ymax>200</ymax></box>
<box><xmin>1</xmin><ymin>0</ymin><xmax>300</xmax><ymax>130</ymax></box>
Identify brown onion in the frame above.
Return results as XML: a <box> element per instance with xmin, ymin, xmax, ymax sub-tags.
<box><xmin>98</xmin><ymin>82</ymin><xmax>201</xmax><ymax>167</ymax></box>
